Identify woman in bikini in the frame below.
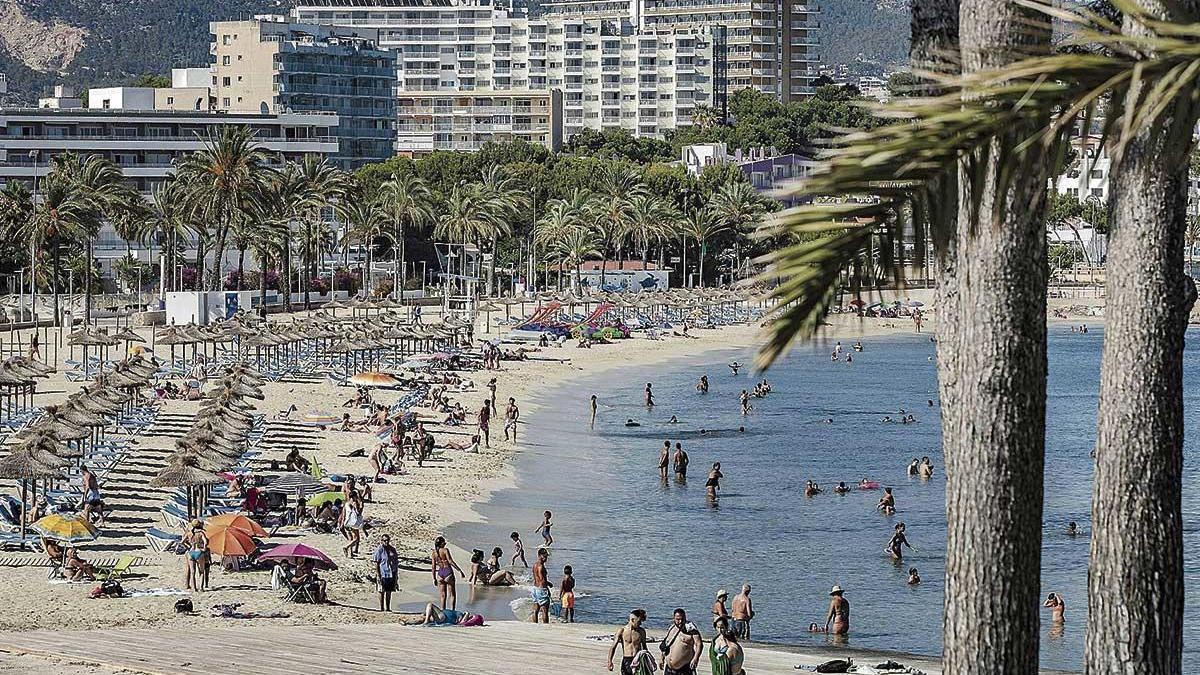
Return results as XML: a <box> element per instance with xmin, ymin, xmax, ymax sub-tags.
<box><xmin>431</xmin><ymin>535</ymin><xmax>465</xmax><ymax>610</ymax></box>
<box><xmin>185</xmin><ymin>519</ymin><xmax>209</xmax><ymax>591</ymax></box>
<box><xmin>706</xmin><ymin>462</ymin><xmax>724</xmax><ymax>498</ymax></box>
<box><xmin>342</xmin><ymin>495</ymin><xmax>364</xmax><ymax>558</ymax></box>
<box><xmin>887</xmin><ymin>522</ymin><xmax>912</xmax><ymax>561</ymax></box>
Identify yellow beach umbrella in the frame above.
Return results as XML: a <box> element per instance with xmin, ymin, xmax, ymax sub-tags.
<box><xmin>31</xmin><ymin>514</ymin><xmax>99</xmax><ymax>544</ymax></box>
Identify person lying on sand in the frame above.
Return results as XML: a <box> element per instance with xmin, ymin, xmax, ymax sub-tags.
<box><xmin>422</xmin><ymin>602</ymin><xmax>484</xmax><ymax>626</ymax></box>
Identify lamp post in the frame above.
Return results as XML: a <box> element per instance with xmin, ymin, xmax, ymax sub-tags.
<box><xmin>28</xmin><ymin>150</ymin><xmax>40</xmax><ymax>323</ymax></box>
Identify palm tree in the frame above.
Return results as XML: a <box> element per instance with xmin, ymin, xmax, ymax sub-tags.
<box><xmin>0</xmin><ymin>183</ymin><xmax>33</xmax><ymax>302</ymax></box>
<box><xmin>21</xmin><ymin>173</ymin><xmax>90</xmax><ymax>324</ymax></box>
<box><xmin>264</xmin><ymin>161</ymin><xmax>308</xmax><ymax>310</ymax></box>
<box><xmin>627</xmin><ymin>194</ymin><xmax>679</xmax><ymax>270</ymax></box>
<box><xmin>534</xmin><ymin>200</ymin><xmax>584</xmax><ymax>290</ymax></box>
<box><xmin>145</xmin><ymin>179</ymin><xmax>201</xmax><ymax>301</ymax></box>
<box><xmin>549</xmin><ymin>223</ymin><xmax>600</xmax><ymax>294</ymax></box>
<box><xmin>338</xmin><ymin>196</ymin><xmax>387</xmax><ymax>298</ymax></box>
<box><xmin>590</xmin><ymin>165</ymin><xmax>642</xmax><ymax>287</ymax></box>
<box><xmin>755</xmin><ymin>2</ymin><xmax>1200</xmax><ymax>672</ymax></box>
<box><xmin>378</xmin><ymin>172</ymin><xmax>434</xmax><ymax>301</ymax></box>
<box><xmin>690</xmin><ymin>104</ymin><xmax>719</xmax><ymax>131</ymax></box>
<box><xmin>176</xmin><ymin>126</ymin><xmax>269</xmax><ymax>290</ymax></box>
<box><xmin>437</xmin><ymin>184</ymin><xmax>513</xmax><ymax>296</ymax></box>
<box><xmin>677</xmin><ymin>207</ymin><xmax>727</xmax><ymax>288</ymax></box>
<box><xmin>709</xmin><ymin>181</ymin><xmax>767</xmax><ymax>282</ymax></box>
<box><xmin>49</xmin><ymin>153</ymin><xmax>138</xmax><ymax>323</ymax></box>
<box><xmin>477</xmin><ymin>166</ymin><xmax>527</xmax><ymax>297</ymax></box>
<box><xmin>295</xmin><ymin>156</ymin><xmax>349</xmax><ymax>309</ymax></box>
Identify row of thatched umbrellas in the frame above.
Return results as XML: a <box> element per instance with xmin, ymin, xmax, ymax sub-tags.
<box><xmin>0</xmin><ymin>357</ymin><xmax>55</xmax><ymax>424</ymax></box>
<box><xmin>476</xmin><ymin>287</ymin><xmax>763</xmax><ymax>331</ymax></box>
<box><xmin>0</xmin><ymin>354</ymin><xmax>160</xmax><ymax>542</ymax></box>
<box><xmin>148</xmin><ymin>363</ymin><xmax>267</xmax><ymax>520</ymax></box>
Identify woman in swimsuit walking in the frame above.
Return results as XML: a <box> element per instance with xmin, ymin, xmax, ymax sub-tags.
<box><xmin>185</xmin><ymin>519</ymin><xmax>209</xmax><ymax>591</ymax></box>
<box><xmin>659</xmin><ymin>441</ymin><xmax>671</xmax><ymax>478</ymax></box>
<box><xmin>887</xmin><ymin>522</ymin><xmax>912</xmax><ymax>561</ymax></box>
<box><xmin>431</xmin><ymin>536</ymin><xmax>465</xmax><ymax>610</ymax></box>
<box><xmin>825</xmin><ymin>585</ymin><xmax>850</xmax><ymax>636</ymax></box>
<box><xmin>706</xmin><ymin>462</ymin><xmax>724</xmax><ymax>497</ymax></box>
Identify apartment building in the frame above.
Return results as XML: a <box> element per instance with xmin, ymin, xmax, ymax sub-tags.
<box><xmin>397</xmin><ymin>90</ymin><xmax>562</xmax><ymax>153</ymax></box>
<box><xmin>292</xmin><ymin>1</ymin><xmax>722</xmax><ymax>149</ymax></box>
<box><xmin>542</xmin><ymin>0</ymin><xmax>819</xmax><ymax>101</ymax></box>
<box><xmin>210</xmin><ymin>18</ymin><xmax>397</xmax><ymax>168</ymax></box>
<box><xmin>0</xmin><ymin>107</ymin><xmax>340</xmax><ymax>272</ymax></box>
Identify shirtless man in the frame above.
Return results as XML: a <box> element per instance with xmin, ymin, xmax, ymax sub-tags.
<box><xmin>919</xmin><ymin>456</ymin><xmax>934</xmax><ymax>478</ymax></box>
<box><xmin>877</xmin><ymin>487</ymin><xmax>895</xmax><ymax>512</ymax></box>
<box><xmin>673</xmin><ymin>443</ymin><xmax>689</xmax><ymax>479</ymax></box>
<box><xmin>530</xmin><ymin>547</ymin><xmax>552</xmax><ymax>623</ymax></box>
<box><xmin>645</xmin><ymin>383</ymin><xmax>655</xmax><ymax>407</ymax></box>
<box><xmin>731</xmin><ymin>584</ymin><xmax>754</xmax><ymax>640</ymax></box>
<box><xmin>825</xmin><ymin>585</ymin><xmax>850</xmax><ymax>635</ymax></box>
<box><xmin>503</xmin><ymin>397</ymin><xmax>520</xmax><ymax>442</ymax></box>
<box><xmin>1044</xmin><ymin>592</ymin><xmax>1065</xmax><ymax>623</ymax></box>
<box><xmin>660</xmin><ymin>608</ymin><xmax>703</xmax><ymax>675</ymax></box>
<box><xmin>606</xmin><ymin>609</ymin><xmax>648</xmax><ymax>674</ymax></box>
<box><xmin>659</xmin><ymin>441</ymin><xmax>671</xmax><ymax>478</ymax></box>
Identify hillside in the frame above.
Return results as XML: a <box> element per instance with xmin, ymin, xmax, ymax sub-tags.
<box><xmin>0</xmin><ymin>0</ymin><xmax>286</xmax><ymax>104</ymax></box>
<box><xmin>0</xmin><ymin>0</ymin><xmax>911</xmax><ymax>104</ymax></box>
<box><xmin>819</xmin><ymin>0</ymin><xmax>911</xmax><ymax>76</ymax></box>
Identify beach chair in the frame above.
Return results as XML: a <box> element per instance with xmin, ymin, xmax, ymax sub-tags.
<box><xmin>145</xmin><ymin>527</ymin><xmax>183</xmax><ymax>553</ymax></box>
<box><xmin>281</xmin><ymin>576</ymin><xmax>316</xmax><ymax>603</ymax></box>
<box><xmin>95</xmin><ymin>555</ymin><xmax>136</xmax><ymax>581</ymax></box>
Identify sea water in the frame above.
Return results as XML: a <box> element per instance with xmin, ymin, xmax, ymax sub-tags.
<box><xmin>449</xmin><ymin>326</ymin><xmax>1200</xmax><ymax>672</ymax></box>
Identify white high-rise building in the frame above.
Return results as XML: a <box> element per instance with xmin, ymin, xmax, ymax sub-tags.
<box><xmin>293</xmin><ymin>0</ymin><xmax>741</xmax><ymax>153</ymax></box>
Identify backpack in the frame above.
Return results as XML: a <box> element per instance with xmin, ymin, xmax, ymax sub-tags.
<box><xmin>815</xmin><ymin>659</ymin><xmax>852</xmax><ymax>674</ymax></box>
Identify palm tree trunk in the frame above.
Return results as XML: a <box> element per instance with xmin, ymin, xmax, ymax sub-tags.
<box><xmin>158</xmin><ymin>235</ymin><xmax>167</xmax><ymax>302</ymax></box>
<box><xmin>681</xmin><ymin>242</ymin><xmax>688</xmax><ymax>289</ymax></box>
<box><xmin>210</xmin><ymin>226</ymin><xmax>227</xmax><ymax>292</ymax></box>
<box><xmin>51</xmin><ymin>242</ymin><xmax>60</xmax><ymax>327</ymax></box>
<box><xmin>398</xmin><ymin>226</ymin><xmax>407</xmax><ymax>303</ymax></box>
<box><xmin>698</xmin><ymin>240</ymin><xmax>706</xmax><ymax>288</ymax></box>
<box><xmin>941</xmin><ymin>3</ymin><xmax>1049</xmax><ymax>673</ymax></box>
<box><xmin>196</xmin><ymin>236</ymin><xmax>207</xmax><ymax>292</ymax></box>
<box><xmin>83</xmin><ymin>238</ymin><xmax>94</xmax><ymax>324</ymax></box>
<box><xmin>1086</xmin><ymin>7</ymin><xmax>1200</xmax><ymax>673</ymax></box>
<box><xmin>282</xmin><ymin>228</ymin><xmax>293</xmax><ymax>312</ymax></box>
<box><xmin>258</xmin><ymin>249</ymin><xmax>268</xmax><ymax>318</ymax></box>
<box><xmin>237</xmin><ymin>248</ymin><xmax>246</xmax><ymax>291</ymax></box>
<box><xmin>486</xmin><ymin>239</ymin><xmax>497</xmax><ymax>298</ymax></box>
<box><xmin>303</xmin><ymin>228</ymin><xmax>312</xmax><ymax>310</ymax></box>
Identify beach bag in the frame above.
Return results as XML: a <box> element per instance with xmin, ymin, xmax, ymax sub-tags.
<box><xmin>815</xmin><ymin>659</ymin><xmax>852</xmax><ymax>673</ymax></box>
<box><xmin>174</xmin><ymin>598</ymin><xmax>194</xmax><ymax>613</ymax></box>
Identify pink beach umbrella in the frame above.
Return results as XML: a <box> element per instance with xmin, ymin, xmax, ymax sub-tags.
<box><xmin>259</xmin><ymin>542</ymin><xmax>338</xmax><ymax>570</ymax></box>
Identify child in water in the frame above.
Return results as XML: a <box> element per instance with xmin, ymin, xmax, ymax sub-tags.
<box><xmin>510</xmin><ymin>531</ymin><xmax>528</xmax><ymax>568</ymax></box>
<box><xmin>535</xmin><ymin>510</ymin><xmax>553</xmax><ymax>546</ymax></box>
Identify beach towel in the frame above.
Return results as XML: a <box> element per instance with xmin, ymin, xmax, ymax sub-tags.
<box><xmin>631</xmin><ymin>650</ymin><xmax>657</xmax><ymax>675</ymax></box>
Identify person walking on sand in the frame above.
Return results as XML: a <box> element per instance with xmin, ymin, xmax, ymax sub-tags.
<box><xmin>606</xmin><ymin>609</ymin><xmax>648</xmax><ymax>674</ymax></box>
<box><xmin>825</xmin><ymin>585</ymin><xmax>850</xmax><ymax>635</ymax></box>
<box><xmin>531</xmin><ymin>547</ymin><xmax>553</xmax><ymax>623</ymax></box>
<box><xmin>712</xmin><ymin>616</ymin><xmax>746</xmax><ymax>675</ymax></box>
<box><xmin>487</xmin><ymin>377</ymin><xmax>498</xmax><ymax>414</ymax></box>
<box><xmin>504</xmin><ymin>397</ymin><xmax>520</xmax><ymax>442</ymax></box>
<box><xmin>731</xmin><ymin>584</ymin><xmax>754</xmax><ymax>640</ymax></box>
<box><xmin>478</xmin><ymin>402</ymin><xmax>491</xmax><ymax>448</ymax></box>
<box><xmin>431</xmin><ymin>536</ymin><xmax>465</xmax><ymax>610</ymax></box>
<box><xmin>372</xmin><ymin>534</ymin><xmax>399</xmax><ymax>611</ymax></box>
<box><xmin>673</xmin><ymin>443</ymin><xmax>690</xmax><ymax>479</ymax></box>
<box><xmin>645</xmin><ymin>383</ymin><xmax>655</xmax><ymax>407</ymax></box>
<box><xmin>590</xmin><ymin>394</ymin><xmax>598</xmax><ymax>426</ymax></box>
<box><xmin>184</xmin><ymin>519</ymin><xmax>209</xmax><ymax>592</ymax></box>
<box><xmin>534</xmin><ymin>510</ymin><xmax>554</xmax><ymax>546</ymax></box>
<box><xmin>660</xmin><ymin>608</ymin><xmax>704</xmax><ymax>675</ymax></box>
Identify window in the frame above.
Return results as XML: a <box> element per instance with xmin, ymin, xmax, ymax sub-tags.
<box><xmin>222</xmin><ymin>55</ymin><xmax>231</xmax><ymax>66</ymax></box>
<box><xmin>101</xmin><ymin>99</ymin><xmax>111</xmax><ymax>109</ymax></box>
<box><xmin>166</xmin><ymin>96</ymin><xmax>175</xmax><ymax>105</ymax></box>
<box><xmin>222</xmin><ymin>34</ymin><xmax>231</xmax><ymax>45</ymax></box>
<box><xmin>223</xmin><ymin>97</ymin><xmax>231</xmax><ymax>107</ymax></box>
<box><xmin>222</xmin><ymin>77</ymin><xmax>231</xmax><ymax>86</ymax></box>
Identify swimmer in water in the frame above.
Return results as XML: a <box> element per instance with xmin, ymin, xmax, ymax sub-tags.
<box><xmin>877</xmin><ymin>487</ymin><xmax>895</xmax><ymax>512</ymax></box>
<box><xmin>927</xmin><ymin>399</ymin><xmax>934</xmax><ymax>407</ymax></box>
<box><xmin>907</xmin><ymin>458</ymin><xmax>920</xmax><ymax>476</ymax></box>
<box><xmin>729</xmin><ymin>362</ymin><xmax>742</xmax><ymax>375</ymax></box>
<box><xmin>919</xmin><ymin>456</ymin><xmax>934</xmax><ymax>478</ymax></box>
<box><xmin>668</xmin><ymin>415</ymin><xmax>679</xmax><ymax>424</ymax></box>
<box><xmin>834</xmin><ymin>481</ymin><xmax>851</xmax><ymax>495</ymax></box>
<box><xmin>824</xmin><ymin>418</ymin><xmax>833</xmax><ymax>424</ymax></box>
<box><xmin>659</xmin><ymin>441</ymin><xmax>671</xmax><ymax>478</ymax></box>
<box><xmin>1044</xmin><ymin>592</ymin><xmax>1065</xmax><ymax>623</ymax></box>
<box><xmin>907</xmin><ymin>567</ymin><xmax>921</xmax><ymax>585</ymax></box>
<box><xmin>1066</xmin><ymin>521</ymin><xmax>1078</xmax><ymax>537</ymax></box>
<box><xmin>853</xmin><ymin>341</ymin><xmax>863</xmax><ymax>352</ymax></box>
<box><xmin>739</xmin><ymin>390</ymin><xmax>751</xmax><ymax>415</ymax></box>
<box><xmin>845</xmin><ymin>354</ymin><xmax>852</xmax><ymax>364</ymax></box>
<box><xmin>738</xmin><ymin>426</ymin><xmax>745</xmax><ymax>433</ymax></box>
<box><xmin>625</xmin><ymin>419</ymin><xmax>640</xmax><ymax>427</ymax></box>
<box><xmin>673</xmin><ymin>443</ymin><xmax>689</xmax><ymax>479</ymax></box>
<box><xmin>644</xmin><ymin>383</ymin><xmax>655</xmax><ymax>407</ymax></box>
<box><xmin>804</xmin><ymin>480</ymin><xmax>821</xmax><ymax>497</ymax></box>
<box><xmin>697</xmin><ymin>375</ymin><xmax>709</xmax><ymax>393</ymax></box>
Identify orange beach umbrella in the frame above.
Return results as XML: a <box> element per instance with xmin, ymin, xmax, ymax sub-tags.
<box><xmin>204</xmin><ymin>525</ymin><xmax>257</xmax><ymax>557</ymax></box>
<box><xmin>205</xmin><ymin>513</ymin><xmax>268</xmax><ymax>538</ymax></box>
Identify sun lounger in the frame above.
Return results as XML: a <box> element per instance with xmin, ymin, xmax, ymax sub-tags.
<box><xmin>94</xmin><ymin>555</ymin><xmax>136</xmax><ymax>581</ymax></box>
<box><xmin>145</xmin><ymin>527</ymin><xmax>182</xmax><ymax>553</ymax></box>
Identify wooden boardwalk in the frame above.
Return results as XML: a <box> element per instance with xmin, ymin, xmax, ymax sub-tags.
<box><xmin>0</xmin><ymin>621</ymin><xmax>946</xmax><ymax>674</ymax></box>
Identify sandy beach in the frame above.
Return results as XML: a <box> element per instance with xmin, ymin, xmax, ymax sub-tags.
<box><xmin>0</xmin><ymin>292</ymin><xmax>1092</xmax><ymax>673</ymax></box>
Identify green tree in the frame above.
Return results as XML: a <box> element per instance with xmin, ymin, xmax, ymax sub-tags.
<box><xmin>176</xmin><ymin>126</ymin><xmax>270</xmax><ymax>290</ymax></box>
<box><xmin>378</xmin><ymin>172</ymin><xmax>434</xmax><ymax>299</ymax></box>
<box><xmin>677</xmin><ymin>207</ymin><xmax>727</xmax><ymax>287</ymax></box>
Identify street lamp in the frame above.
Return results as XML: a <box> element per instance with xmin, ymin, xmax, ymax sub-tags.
<box><xmin>27</xmin><ymin>150</ymin><xmax>40</xmax><ymax>321</ymax></box>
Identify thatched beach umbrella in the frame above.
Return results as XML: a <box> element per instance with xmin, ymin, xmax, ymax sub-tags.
<box><xmin>0</xmin><ymin>447</ymin><xmax>65</xmax><ymax>541</ymax></box>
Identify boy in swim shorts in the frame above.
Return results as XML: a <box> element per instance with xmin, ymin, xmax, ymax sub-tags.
<box><xmin>560</xmin><ymin>565</ymin><xmax>576</xmax><ymax>622</ymax></box>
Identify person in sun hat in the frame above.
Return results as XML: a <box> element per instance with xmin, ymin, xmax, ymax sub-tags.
<box><xmin>712</xmin><ymin>589</ymin><xmax>731</xmax><ymax>627</ymax></box>
<box><xmin>825</xmin><ymin>584</ymin><xmax>850</xmax><ymax>635</ymax></box>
